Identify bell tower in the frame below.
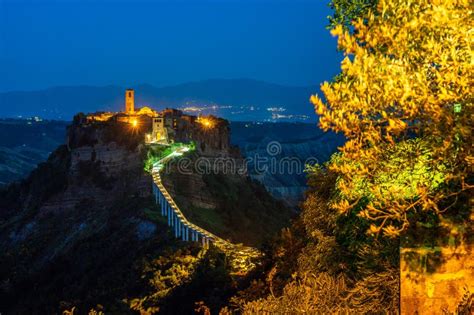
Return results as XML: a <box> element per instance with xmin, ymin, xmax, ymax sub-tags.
<box><xmin>125</xmin><ymin>89</ymin><xmax>134</xmax><ymax>113</ymax></box>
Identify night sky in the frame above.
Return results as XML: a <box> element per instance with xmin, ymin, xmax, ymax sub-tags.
<box><xmin>0</xmin><ymin>0</ymin><xmax>342</xmax><ymax>92</ymax></box>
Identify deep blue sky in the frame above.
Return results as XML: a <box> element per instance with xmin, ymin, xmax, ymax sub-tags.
<box><xmin>0</xmin><ymin>0</ymin><xmax>342</xmax><ymax>92</ymax></box>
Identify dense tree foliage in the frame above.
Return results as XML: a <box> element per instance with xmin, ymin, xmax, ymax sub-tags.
<box><xmin>229</xmin><ymin>168</ymin><xmax>399</xmax><ymax>313</ymax></box>
<box><xmin>312</xmin><ymin>0</ymin><xmax>473</xmax><ymax>237</ymax></box>
<box><xmin>225</xmin><ymin>0</ymin><xmax>473</xmax><ymax>313</ymax></box>
<box><xmin>328</xmin><ymin>0</ymin><xmax>377</xmax><ymax>30</ymax></box>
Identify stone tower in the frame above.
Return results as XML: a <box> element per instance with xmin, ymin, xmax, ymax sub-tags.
<box><xmin>151</xmin><ymin>114</ymin><xmax>169</xmax><ymax>144</ymax></box>
<box><xmin>125</xmin><ymin>89</ymin><xmax>134</xmax><ymax>113</ymax></box>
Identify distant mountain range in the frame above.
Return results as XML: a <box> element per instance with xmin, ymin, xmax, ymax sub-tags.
<box><xmin>0</xmin><ymin>79</ymin><xmax>320</xmax><ymax>121</ymax></box>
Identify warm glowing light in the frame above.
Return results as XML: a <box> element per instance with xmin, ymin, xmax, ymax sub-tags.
<box><xmin>131</xmin><ymin>119</ymin><xmax>138</xmax><ymax>127</ymax></box>
<box><xmin>86</xmin><ymin>112</ymin><xmax>114</xmax><ymax>122</ymax></box>
<box><xmin>197</xmin><ymin>116</ymin><xmax>215</xmax><ymax>129</ymax></box>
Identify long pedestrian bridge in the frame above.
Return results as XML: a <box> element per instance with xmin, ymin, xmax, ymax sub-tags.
<box><xmin>150</xmin><ymin>145</ymin><xmax>262</xmax><ymax>274</ymax></box>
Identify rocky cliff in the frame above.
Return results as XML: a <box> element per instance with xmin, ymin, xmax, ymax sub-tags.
<box><xmin>171</xmin><ymin>114</ymin><xmax>234</xmax><ymax>157</ymax></box>
<box><xmin>231</xmin><ymin>122</ymin><xmax>345</xmax><ymax>207</ymax></box>
<box><xmin>0</xmin><ymin>116</ymin><xmax>293</xmax><ymax>313</ymax></box>
<box><xmin>161</xmin><ymin>152</ymin><xmax>293</xmax><ymax>247</ymax></box>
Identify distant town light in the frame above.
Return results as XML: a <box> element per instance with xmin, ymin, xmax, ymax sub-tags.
<box><xmin>267</xmin><ymin>107</ymin><xmax>286</xmax><ymax>112</ymax></box>
<box><xmin>131</xmin><ymin>118</ymin><xmax>138</xmax><ymax>127</ymax></box>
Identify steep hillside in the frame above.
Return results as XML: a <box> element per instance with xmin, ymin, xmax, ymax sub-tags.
<box><xmin>0</xmin><ymin>117</ymin><xmax>292</xmax><ymax>313</ymax></box>
<box><xmin>161</xmin><ymin>152</ymin><xmax>293</xmax><ymax>247</ymax></box>
<box><xmin>231</xmin><ymin>122</ymin><xmax>344</xmax><ymax>207</ymax></box>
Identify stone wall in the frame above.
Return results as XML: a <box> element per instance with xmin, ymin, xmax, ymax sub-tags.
<box><xmin>401</xmin><ymin>245</ymin><xmax>474</xmax><ymax>313</ymax></box>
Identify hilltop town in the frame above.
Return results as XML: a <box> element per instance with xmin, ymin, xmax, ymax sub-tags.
<box><xmin>82</xmin><ymin>89</ymin><xmax>232</xmax><ymax>156</ymax></box>
<box><xmin>0</xmin><ymin>86</ymin><xmax>293</xmax><ymax>313</ymax></box>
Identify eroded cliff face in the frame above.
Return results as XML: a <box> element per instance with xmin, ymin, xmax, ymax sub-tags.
<box><xmin>0</xmin><ymin>120</ymin><xmax>166</xmax><ymax>313</ymax></box>
<box><xmin>0</xmin><ymin>116</ymin><xmax>294</xmax><ymax>313</ymax></box>
<box><xmin>161</xmin><ymin>152</ymin><xmax>293</xmax><ymax>247</ymax></box>
<box><xmin>237</xmin><ymin>132</ymin><xmax>345</xmax><ymax>208</ymax></box>
<box><xmin>31</xmin><ymin>120</ymin><xmax>151</xmax><ymax>215</ymax></box>
<box><xmin>172</xmin><ymin>115</ymin><xmax>233</xmax><ymax>157</ymax></box>
<box><xmin>154</xmin><ymin>116</ymin><xmax>294</xmax><ymax>247</ymax></box>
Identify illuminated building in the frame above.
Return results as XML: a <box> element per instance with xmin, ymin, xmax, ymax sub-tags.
<box><xmin>125</xmin><ymin>89</ymin><xmax>135</xmax><ymax>114</ymax></box>
<box><xmin>146</xmin><ymin>114</ymin><xmax>169</xmax><ymax>144</ymax></box>
<box><xmin>84</xmin><ymin>90</ymin><xmax>224</xmax><ymax>148</ymax></box>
